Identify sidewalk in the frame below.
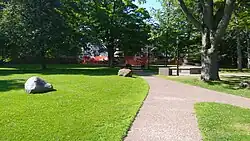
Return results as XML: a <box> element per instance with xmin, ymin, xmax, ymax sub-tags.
<box><xmin>125</xmin><ymin>73</ymin><xmax>250</xmax><ymax>141</ymax></box>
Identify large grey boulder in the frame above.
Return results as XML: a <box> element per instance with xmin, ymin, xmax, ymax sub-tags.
<box><xmin>118</xmin><ymin>68</ymin><xmax>132</xmax><ymax>77</ymax></box>
<box><xmin>24</xmin><ymin>76</ymin><xmax>54</xmax><ymax>94</ymax></box>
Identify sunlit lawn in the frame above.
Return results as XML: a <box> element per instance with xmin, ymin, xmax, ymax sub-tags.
<box><xmin>195</xmin><ymin>103</ymin><xmax>250</xmax><ymax>141</ymax></box>
<box><xmin>0</xmin><ymin>65</ymin><xmax>148</xmax><ymax>140</ymax></box>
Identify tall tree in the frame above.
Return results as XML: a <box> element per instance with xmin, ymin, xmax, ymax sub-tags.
<box><xmin>158</xmin><ymin>0</ymin><xmax>237</xmax><ymax>81</ymax></box>
<box><xmin>93</xmin><ymin>0</ymin><xmax>151</xmax><ymax>67</ymax></box>
<box><xmin>230</xmin><ymin>0</ymin><xmax>250</xmax><ymax>70</ymax></box>
<box><xmin>150</xmin><ymin>1</ymin><xmax>200</xmax><ymax>66</ymax></box>
<box><xmin>1</xmin><ymin>0</ymin><xmax>80</xmax><ymax>68</ymax></box>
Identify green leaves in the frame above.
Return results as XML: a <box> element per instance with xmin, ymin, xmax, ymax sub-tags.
<box><xmin>0</xmin><ymin>0</ymin><xmax>152</xmax><ymax>65</ymax></box>
<box><xmin>91</xmin><ymin>0</ymin><xmax>151</xmax><ymax>55</ymax></box>
<box><xmin>150</xmin><ymin>1</ymin><xmax>200</xmax><ymax>57</ymax></box>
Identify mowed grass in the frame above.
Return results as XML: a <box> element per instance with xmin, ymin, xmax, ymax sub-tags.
<box><xmin>195</xmin><ymin>103</ymin><xmax>250</xmax><ymax>141</ymax></box>
<box><xmin>160</xmin><ymin>75</ymin><xmax>250</xmax><ymax>98</ymax></box>
<box><xmin>0</xmin><ymin>66</ymin><xmax>148</xmax><ymax>140</ymax></box>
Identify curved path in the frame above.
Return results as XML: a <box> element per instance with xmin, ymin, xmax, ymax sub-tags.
<box><xmin>125</xmin><ymin>73</ymin><xmax>250</xmax><ymax>141</ymax></box>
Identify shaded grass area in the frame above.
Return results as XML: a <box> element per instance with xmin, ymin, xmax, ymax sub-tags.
<box><xmin>0</xmin><ymin>65</ymin><xmax>118</xmax><ymax>77</ymax></box>
<box><xmin>220</xmin><ymin>68</ymin><xmax>250</xmax><ymax>73</ymax></box>
<box><xmin>0</xmin><ymin>64</ymin><xmax>109</xmax><ymax>69</ymax></box>
<box><xmin>195</xmin><ymin>103</ymin><xmax>250</xmax><ymax>141</ymax></box>
<box><xmin>0</xmin><ymin>65</ymin><xmax>148</xmax><ymax>140</ymax></box>
<box><xmin>145</xmin><ymin>66</ymin><xmax>250</xmax><ymax>74</ymax></box>
<box><xmin>160</xmin><ymin>75</ymin><xmax>250</xmax><ymax>98</ymax></box>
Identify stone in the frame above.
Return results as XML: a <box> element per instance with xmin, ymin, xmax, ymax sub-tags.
<box><xmin>24</xmin><ymin>76</ymin><xmax>54</xmax><ymax>94</ymax></box>
<box><xmin>118</xmin><ymin>68</ymin><xmax>132</xmax><ymax>77</ymax></box>
<box><xmin>239</xmin><ymin>81</ymin><xmax>250</xmax><ymax>89</ymax></box>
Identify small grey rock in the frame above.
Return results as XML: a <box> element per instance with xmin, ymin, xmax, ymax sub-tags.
<box><xmin>239</xmin><ymin>81</ymin><xmax>250</xmax><ymax>89</ymax></box>
<box><xmin>24</xmin><ymin>76</ymin><xmax>54</xmax><ymax>94</ymax></box>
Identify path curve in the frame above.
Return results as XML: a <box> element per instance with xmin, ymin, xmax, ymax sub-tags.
<box><xmin>125</xmin><ymin>73</ymin><xmax>250</xmax><ymax>141</ymax></box>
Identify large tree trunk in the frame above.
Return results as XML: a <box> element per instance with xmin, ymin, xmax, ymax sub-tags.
<box><xmin>40</xmin><ymin>50</ymin><xmax>47</xmax><ymax>70</ymax></box>
<box><xmin>107</xmin><ymin>45</ymin><xmax>114</xmax><ymax>67</ymax></box>
<box><xmin>201</xmin><ymin>30</ymin><xmax>220</xmax><ymax>81</ymax></box>
<box><xmin>178</xmin><ymin>0</ymin><xmax>236</xmax><ymax>81</ymax></box>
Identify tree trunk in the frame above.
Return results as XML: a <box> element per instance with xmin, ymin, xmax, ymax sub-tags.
<box><xmin>247</xmin><ymin>38</ymin><xmax>250</xmax><ymax>69</ymax></box>
<box><xmin>107</xmin><ymin>45</ymin><xmax>114</xmax><ymax>67</ymax></box>
<box><xmin>235</xmin><ymin>16</ymin><xmax>242</xmax><ymax>71</ymax></box>
<box><xmin>200</xmin><ymin>30</ymin><xmax>220</xmax><ymax>81</ymax></box>
<box><xmin>40</xmin><ymin>50</ymin><xmax>46</xmax><ymax>70</ymax></box>
<box><xmin>247</xmin><ymin>29</ymin><xmax>250</xmax><ymax>69</ymax></box>
<box><xmin>236</xmin><ymin>34</ymin><xmax>242</xmax><ymax>71</ymax></box>
<box><xmin>177</xmin><ymin>0</ymin><xmax>236</xmax><ymax>81</ymax></box>
<box><xmin>165</xmin><ymin>49</ymin><xmax>168</xmax><ymax>67</ymax></box>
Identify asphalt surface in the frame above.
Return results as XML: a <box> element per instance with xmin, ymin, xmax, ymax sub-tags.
<box><xmin>124</xmin><ymin>73</ymin><xmax>250</xmax><ymax>141</ymax></box>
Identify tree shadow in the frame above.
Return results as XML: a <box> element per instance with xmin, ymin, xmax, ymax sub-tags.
<box><xmin>28</xmin><ymin>89</ymin><xmax>57</xmax><ymax>95</ymax></box>
<box><xmin>0</xmin><ymin>79</ymin><xmax>25</xmax><ymax>92</ymax></box>
<box><xmin>205</xmin><ymin>75</ymin><xmax>250</xmax><ymax>90</ymax></box>
<box><xmin>133</xmin><ymin>70</ymin><xmax>156</xmax><ymax>76</ymax></box>
<box><xmin>220</xmin><ymin>69</ymin><xmax>250</xmax><ymax>73</ymax></box>
<box><xmin>0</xmin><ymin>68</ymin><xmax>119</xmax><ymax>76</ymax></box>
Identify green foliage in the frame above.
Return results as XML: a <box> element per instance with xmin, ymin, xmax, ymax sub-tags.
<box><xmin>150</xmin><ymin>1</ymin><xmax>200</xmax><ymax>59</ymax></box>
<box><xmin>0</xmin><ymin>0</ymin><xmax>152</xmax><ymax>66</ymax></box>
<box><xmin>92</xmin><ymin>0</ymin><xmax>151</xmax><ymax>55</ymax></box>
<box><xmin>0</xmin><ymin>0</ymin><xmax>82</xmax><ymax>66</ymax></box>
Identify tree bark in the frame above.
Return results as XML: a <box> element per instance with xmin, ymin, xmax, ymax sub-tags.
<box><xmin>40</xmin><ymin>49</ymin><xmax>47</xmax><ymax>70</ymax></box>
<box><xmin>200</xmin><ymin>30</ymin><xmax>220</xmax><ymax>81</ymax></box>
<box><xmin>247</xmin><ymin>31</ymin><xmax>250</xmax><ymax>69</ymax></box>
<box><xmin>234</xmin><ymin>15</ymin><xmax>242</xmax><ymax>71</ymax></box>
<box><xmin>178</xmin><ymin>0</ymin><xmax>236</xmax><ymax>81</ymax></box>
<box><xmin>165</xmin><ymin>49</ymin><xmax>168</xmax><ymax>67</ymax></box>
<box><xmin>107</xmin><ymin>45</ymin><xmax>114</xmax><ymax>67</ymax></box>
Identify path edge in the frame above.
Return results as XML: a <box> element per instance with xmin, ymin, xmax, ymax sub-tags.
<box><xmin>122</xmin><ymin>76</ymin><xmax>150</xmax><ymax>140</ymax></box>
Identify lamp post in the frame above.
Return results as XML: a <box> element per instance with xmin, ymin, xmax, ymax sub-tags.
<box><xmin>147</xmin><ymin>46</ymin><xmax>150</xmax><ymax>69</ymax></box>
<box><xmin>146</xmin><ymin>45</ymin><xmax>156</xmax><ymax>70</ymax></box>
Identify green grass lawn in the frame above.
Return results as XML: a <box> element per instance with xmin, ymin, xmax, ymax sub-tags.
<box><xmin>195</xmin><ymin>103</ymin><xmax>250</xmax><ymax>141</ymax></box>
<box><xmin>0</xmin><ymin>65</ymin><xmax>148</xmax><ymax>140</ymax></box>
<box><xmin>160</xmin><ymin>75</ymin><xmax>250</xmax><ymax>98</ymax></box>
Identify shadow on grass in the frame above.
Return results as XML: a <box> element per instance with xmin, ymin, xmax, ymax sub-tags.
<box><xmin>0</xmin><ymin>79</ymin><xmax>25</xmax><ymax>92</ymax></box>
<box><xmin>0</xmin><ymin>68</ymin><xmax>119</xmax><ymax>76</ymax></box>
<box><xmin>28</xmin><ymin>89</ymin><xmax>57</xmax><ymax>95</ymax></box>
<box><xmin>205</xmin><ymin>75</ymin><xmax>250</xmax><ymax>90</ymax></box>
<box><xmin>134</xmin><ymin>71</ymin><xmax>156</xmax><ymax>76</ymax></box>
<box><xmin>220</xmin><ymin>68</ymin><xmax>250</xmax><ymax>73</ymax></box>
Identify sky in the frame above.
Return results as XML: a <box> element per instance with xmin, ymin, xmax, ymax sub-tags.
<box><xmin>136</xmin><ymin>0</ymin><xmax>162</xmax><ymax>11</ymax></box>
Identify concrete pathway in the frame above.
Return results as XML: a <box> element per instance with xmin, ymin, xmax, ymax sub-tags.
<box><xmin>125</xmin><ymin>73</ymin><xmax>250</xmax><ymax>141</ymax></box>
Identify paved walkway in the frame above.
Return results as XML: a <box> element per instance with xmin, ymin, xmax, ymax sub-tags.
<box><xmin>125</xmin><ymin>73</ymin><xmax>250</xmax><ymax>141</ymax></box>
